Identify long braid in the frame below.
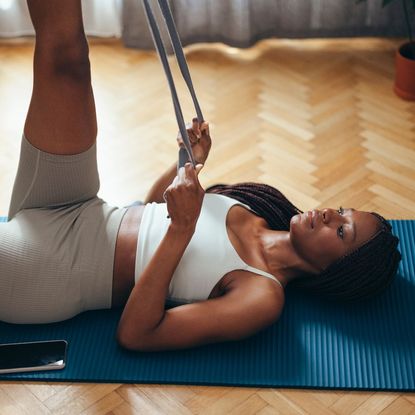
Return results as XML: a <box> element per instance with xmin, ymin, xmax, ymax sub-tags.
<box><xmin>205</xmin><ymin>182</ymin><xmax>402</xmax><ymax>302</ymax></box>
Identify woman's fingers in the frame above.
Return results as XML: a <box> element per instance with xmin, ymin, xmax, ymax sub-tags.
<box><xmin>177</xmin><ymin>118</ymin><xmax>209</xmax><ymax>148</ymax></box>
<box><xmin>177</xmin><ymin>162</ymin><xmax>203</xmax><ymax>185</ymax></box>
<box><xmin>165</xmin><ymin>163</ymin><xmax>205</xmax><ymax>227</ymax></box>
<box><xmin>193</xmin><ymin>119</ymin><xmax>209</xmax><ymax>136</ymax></box>
<box><xmin>178</xmin><ymin>123</ymin><xmax>199</xmax><ymax>143</ymax></box>
<box><xmin>201</xmin><ymin>121</ymin><xmax>209</xmax><ymax>135</ymax></box>
<box><xmin>192</xmin><ymin>118</ymin><xmax>201</xmax><ymax>138</ymax></box>
<box><xmin>177</xmin><ymin>130</ymin><xmax>196</xmax><ymax>145</ymax></box>
<box><xmin>194</xmin><ymin>164</ymin><xmax>204</xmax><ymax>178</ymax></box>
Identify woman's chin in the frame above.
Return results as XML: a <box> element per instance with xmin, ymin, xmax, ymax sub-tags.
<box><xmin>290</xmin><ymin>213</ymin><xmax>302</xmax><ymax>227</ymax></box>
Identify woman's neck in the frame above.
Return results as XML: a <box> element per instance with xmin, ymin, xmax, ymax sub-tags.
<box><xmin>257</xmin><ymin>227</ymin><xmax>319</xmax><ymax>286</ymax></box>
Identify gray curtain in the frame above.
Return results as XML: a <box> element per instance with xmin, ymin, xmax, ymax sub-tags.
<box><xmin>121</xmin><ymin>0</ymin><xmax>407</xmax><ymax>51</ymax></box>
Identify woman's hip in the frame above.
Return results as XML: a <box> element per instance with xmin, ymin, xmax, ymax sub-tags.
<box><xmin>0</xmin><ymin>197</ymin><xmax>127</xmax><ymax>324</ymax></box>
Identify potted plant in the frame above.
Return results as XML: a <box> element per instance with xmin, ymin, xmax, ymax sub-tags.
<box><xmin>356</xmin><ymin>0</ymin><xmax>415</xmax><ymax>100</ymax></box>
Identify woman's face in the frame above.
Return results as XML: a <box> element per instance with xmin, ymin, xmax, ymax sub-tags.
<box><xmin>290</xmin><ymin>207</ymin><xmax>382</xmax><ymax>272</ymax></box>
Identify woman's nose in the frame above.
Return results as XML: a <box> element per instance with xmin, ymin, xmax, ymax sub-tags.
<box><xmin>321</xmin><ymin>208</ymin><xmax>329</xmax><ymax>223</ymax></box>
<box><xmin>321</xmin><ymin>208</ymin><xmax>335</xmax><ymax>224</ymax></box>
<box><xmin>321</xmin><ymin>208</ymin><xmax>342</xmax><ymax>224</ymax></box>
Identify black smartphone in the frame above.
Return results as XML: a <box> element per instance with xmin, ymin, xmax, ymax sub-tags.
<box><xmin>0</xmin><ymin>340</ymin><xmax>67</xmax><ymax>374</ymax></box>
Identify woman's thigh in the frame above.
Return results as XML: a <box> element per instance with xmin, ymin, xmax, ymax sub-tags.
<box><xmin>7</xmin><ymin>134</ymin><xmax>100</xmax><ymax>220</ymax></box>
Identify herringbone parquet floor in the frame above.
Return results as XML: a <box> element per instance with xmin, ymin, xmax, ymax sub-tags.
<box><xmin>0</xmin><ymin>37</ymin><xmax>414</xmax><ymax>414</ymax></box>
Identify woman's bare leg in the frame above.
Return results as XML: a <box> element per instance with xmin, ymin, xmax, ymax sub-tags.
<box><xmin>25</xmin><ymin>0</ymin><xmax>97</xmax><ymax>155</ymax></box>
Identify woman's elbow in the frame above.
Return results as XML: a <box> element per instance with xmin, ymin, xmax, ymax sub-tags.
<box><xmin>116</xmin><ymin>328</ymin><xmax>158</xmax><ymax>352</ymax></box>
<box><xmin>116</xmin><ymin>327</ymin><xmax>143</xmax><ymax>352</ymax></box>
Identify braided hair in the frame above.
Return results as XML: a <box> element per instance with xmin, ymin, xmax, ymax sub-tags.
<box><xmin>205</xmin><ymin>182</ymin><xmax>402</xmax><ymax>303</ymax></box>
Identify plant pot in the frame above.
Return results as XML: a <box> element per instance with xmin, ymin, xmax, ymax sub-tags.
<box><xmin>394</xmin><ymin>41</ymin><xmax>415</xmax><ymax>101</ymax></box>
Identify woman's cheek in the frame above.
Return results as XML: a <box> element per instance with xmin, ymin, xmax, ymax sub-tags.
<box><xmin>290</xmin><ymin>220</ymin><xmax>311</xmax><ymax>256</ymax></box>
<box><xmin>289</xmin><ymin>216</ymin><xmax>302</xmax><ymax>242</ymax></box>
<box><xmin>315</xmin><ymin>231</ymin><xmax>344</xmax><ymax>265</ymax></box>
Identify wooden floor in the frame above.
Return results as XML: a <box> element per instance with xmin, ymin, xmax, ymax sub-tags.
<box><xmin>0</xmin><ymin>37</ymin><xmax>414</xmax><ymax>414</ymax></box>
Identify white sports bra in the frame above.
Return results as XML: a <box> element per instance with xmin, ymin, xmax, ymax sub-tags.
<box><xmin>135</xmin><ymin>193</ymin><xmax>283</xmax><ymax>305</ymax></box>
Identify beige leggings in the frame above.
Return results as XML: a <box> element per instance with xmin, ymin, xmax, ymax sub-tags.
<box><xmin>0</xmin><ymin>134</ymin><xmax>128</xmax><ymax>324</ymax></box>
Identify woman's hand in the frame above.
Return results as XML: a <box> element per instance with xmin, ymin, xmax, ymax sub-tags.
<box><xmin>176</xmin><ymin>118</ymin><xmax>212</xmax><ymax>165</ymax></box>
<box><xmin>163</xmin><ymin>162</ymin><xmax>205</xmax><ymax>230</ymax></box>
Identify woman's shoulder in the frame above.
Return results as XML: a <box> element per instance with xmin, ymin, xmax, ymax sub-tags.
<box><xmin>204</xmin><ymin>192</ymin><xmax>255</xmax><ymax>213</ymax></box>
<box><xmin>220</xmin><ymin>269</ymin><xmax>285</xmax><ymax>309</ymax></box>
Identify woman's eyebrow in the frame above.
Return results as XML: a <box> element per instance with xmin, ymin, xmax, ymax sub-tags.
<box><xmin>347</xmin><ymin>208</ymin><xmax>357</xmax><ymax>242</ymax></box>
<box><xmin>351</xmin><ymin>220</ymin><xmax>357</xmax><ymax>242</ymax></box>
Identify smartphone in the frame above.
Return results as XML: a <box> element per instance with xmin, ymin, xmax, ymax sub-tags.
<box><xmin>0</xmin><ymin>340</ymin><xmax>67</xmax><ymax>374</ymax></box>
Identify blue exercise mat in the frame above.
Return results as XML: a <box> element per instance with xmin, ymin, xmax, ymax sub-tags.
<box><xmin>0</xmin><ymin>216</ymin><xmax>414</xmax><ymax>391</ymax></box>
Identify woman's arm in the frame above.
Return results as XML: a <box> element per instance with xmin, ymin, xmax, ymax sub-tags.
<box><xmin>117</xmin><ymin>221</ymin><xmax>194</xmax><ymax>344</ymax></box>
<box><xmin>117</xmin><ymin>163</ymin><xmax>205</xmax><ymax>349</ymax></box>
<box><xmin>143</xmin><ymin>161</ymin><xmax>177</xmax><ymax>204</ymax></box>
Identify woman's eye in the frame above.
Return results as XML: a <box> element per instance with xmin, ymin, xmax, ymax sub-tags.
<box><xmin>337</xmin><ymin>206</ymin><xmax>344</xmax><ymax>238</ymax></box>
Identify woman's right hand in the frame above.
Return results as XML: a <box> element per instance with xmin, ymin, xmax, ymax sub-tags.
<box><xmin>176</xmin><ymin>118</ymin><xmax>212</xmax><ymax>165</ymax></box>
<box><xmin>163</xmin><ymin>162</ymin><xmax>205</xmax><ymax>231</ymax></box>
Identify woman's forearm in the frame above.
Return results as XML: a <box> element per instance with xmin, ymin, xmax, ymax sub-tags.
<box><xmin>116</xmin><ymin>223</ymin><xmax>194</xmax><ymax>347</ymax></box>
<box><xmin>143</xmin><ymin>162</ymin><xmax>177</xmax><ymax>204</ymax></box>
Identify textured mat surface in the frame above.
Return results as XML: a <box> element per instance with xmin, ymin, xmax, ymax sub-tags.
<box><xmin>0</xmin><ymin>216</ymin><xmax>414</xmax><ymax>390</ymax></box>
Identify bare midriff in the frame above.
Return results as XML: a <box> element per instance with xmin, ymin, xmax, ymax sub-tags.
<box><xmin>112</xmin><ymin>205</ymin><xmax>145</xmax><ymax>308</ymax></box>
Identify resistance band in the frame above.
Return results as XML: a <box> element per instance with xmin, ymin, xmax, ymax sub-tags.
<box><xmin>142</xmin><ymin>0</ymin><xmax>204</xmax><ymax>171</ymax></box>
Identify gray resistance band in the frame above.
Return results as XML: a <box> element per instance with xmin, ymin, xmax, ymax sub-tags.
<box><xmin>142</xmin><ymin>0</ymin><xmax>204</xmax><ymax>172</ymax></box>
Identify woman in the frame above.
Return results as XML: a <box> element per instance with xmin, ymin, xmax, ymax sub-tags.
<box><xmin>0</xmin><ymin>0</ymin><xmax>401</xmax><ymax>352</ymax></box>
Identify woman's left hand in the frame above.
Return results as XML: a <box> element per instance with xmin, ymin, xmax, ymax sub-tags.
<box><xmin>177</xmin><ymin>118</ymin><xmax>212</xmax><ymax>165</ymax></box>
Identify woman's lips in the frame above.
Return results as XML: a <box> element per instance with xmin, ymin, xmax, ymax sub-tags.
<box><xmin>309</xmin><ymin>211</ymin><xmax>318</xmax><ymax>228</ymax></box>
<box><xmin>303</xmin><ymin>211</ymin><xmax>313</xmax><ymax>228</ymax></box>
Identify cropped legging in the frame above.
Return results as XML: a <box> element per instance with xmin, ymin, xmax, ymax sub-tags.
<box><xmin>0</xmin><ymin>133</ymin><xmax>130</xmax><ymax>324</ymax></box>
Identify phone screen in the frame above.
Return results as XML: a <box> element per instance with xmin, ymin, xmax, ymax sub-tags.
<box><xmin>0</xmin><ymin>340</ymin><xmax>67</xmax><ymax>374</ymax></box>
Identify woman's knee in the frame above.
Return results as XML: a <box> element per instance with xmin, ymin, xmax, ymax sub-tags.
<box><xmin>35</xmin><ymin>34</ymin><xmax>91</xmax><ymax>82</ymax></box>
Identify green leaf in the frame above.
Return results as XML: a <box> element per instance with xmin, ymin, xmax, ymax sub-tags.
<box><xmin>382</xmin><ymin>0</ymin><xmax>396</xmax><ymax>6</ymax></box>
